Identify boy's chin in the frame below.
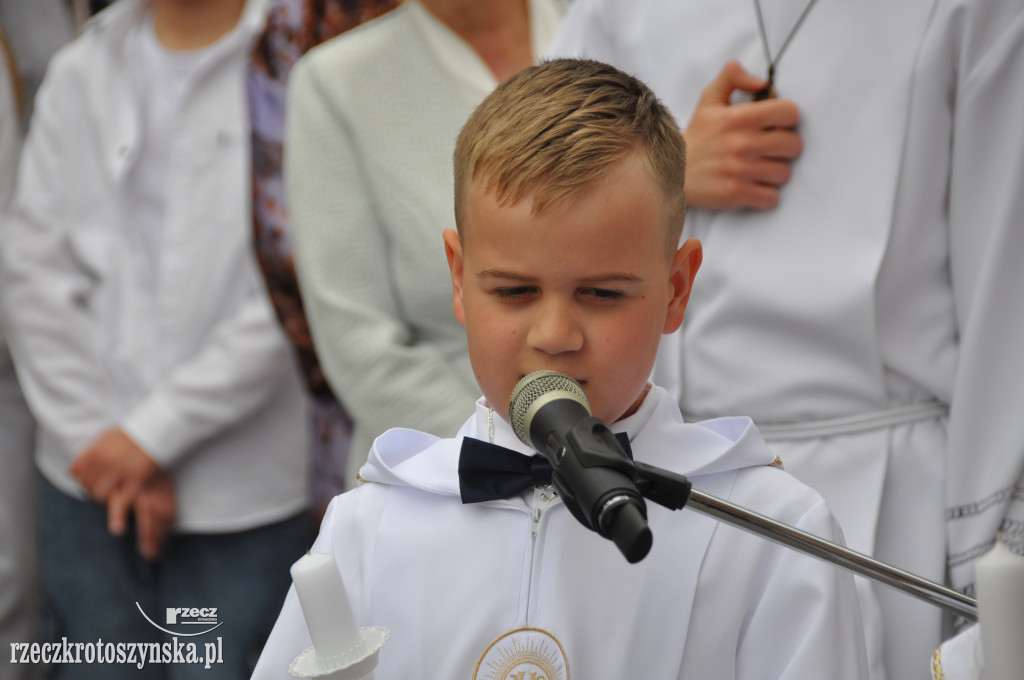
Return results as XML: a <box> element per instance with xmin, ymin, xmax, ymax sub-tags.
<box><xmin>599</xmin><ymin>382</ymin><xmax>653</xmax><ymax>424</ymax></box>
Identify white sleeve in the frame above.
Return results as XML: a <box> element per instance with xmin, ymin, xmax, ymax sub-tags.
<box><xmin>118</xmin><ymin>272</ymin><xmax>298</xmax><ymax>468</ymax></box>
<box><xmin>734</xmin><ymin>499</ymin><xmax>870</xmax><ymax>680</ymax></box>
<box><xmin>0</xmin><ymin>60</ymin><xmax>119</xmax><ymax>459</ymax></box>
<box><xmin>944</xmin><ymin>2</ymin><xmax>1024</xmax><ymax>593</ymax></box>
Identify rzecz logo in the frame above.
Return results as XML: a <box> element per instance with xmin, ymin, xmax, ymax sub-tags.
<box><xmin>136</xmin><ymin>604</ymin><xmax>223</xmax><ymax>636</ymax></box>
<box><xmin>166</xmin><ymin>608</ymin><xmax>217</xmax><ymax>626</ymax></box>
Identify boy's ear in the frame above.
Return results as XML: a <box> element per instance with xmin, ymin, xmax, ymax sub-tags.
<box><xmin>663</xmin><ymin>238</ymin><xmax>703</xmax><ymax>334</ymax></box>
<box><xmin>443</xmin><ymin>228</ymin><xmax>467</xmax><ymax>325</ymax></box>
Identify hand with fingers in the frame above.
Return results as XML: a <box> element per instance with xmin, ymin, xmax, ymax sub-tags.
<box><xmin>134</xmin><ymin>472</ymin><xmax>177</xmax><ymax>560</ymax></box>
<box><xmin>683</xmin><ymin>61</ymin><xmax>803</xmax><ymax>211</ymax></box>
<box><xmin>70</xmin><ymin>427</ymin><xmax>175</xmax><ymax>558</ymax></box>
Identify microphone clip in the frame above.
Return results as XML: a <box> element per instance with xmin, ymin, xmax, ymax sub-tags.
<box><xmin>547</xmin><ymin>418</ymin><xmax>653</xmax><ymax>562</ymax></box>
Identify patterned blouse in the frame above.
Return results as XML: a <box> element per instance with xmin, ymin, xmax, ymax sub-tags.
<box><xmin>248</xmin><ymin>0</ymin><xmax>400</xmax><ymax>513</ymax></box>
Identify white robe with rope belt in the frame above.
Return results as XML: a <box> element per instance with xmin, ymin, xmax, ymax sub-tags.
<box><xmin>551</xmin><ymin>2</ymin><xmax>1024</xmax><ymax>678</ymax></box>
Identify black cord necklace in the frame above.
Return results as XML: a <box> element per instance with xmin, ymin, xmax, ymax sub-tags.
<box><xmin>752</xmin><ymin>0</ymin><xmax>820</xmax><ymax>100</ymax></box>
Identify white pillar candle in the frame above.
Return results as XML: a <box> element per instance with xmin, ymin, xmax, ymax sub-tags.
<box><xmin>976</xmin><ymin>537</ymin><xmax>1024</xmax><ymax>680</ymax></box>
<box><xmin>290</xmin><ymin>553</ymin><xmax>363</xmax><ymax>659</ymax></box>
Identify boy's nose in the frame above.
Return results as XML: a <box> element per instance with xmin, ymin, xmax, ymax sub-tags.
<box><xmin>526</xmin><ymin>301</ymin><xmax>584</xmax><ymax>355</ymax></box>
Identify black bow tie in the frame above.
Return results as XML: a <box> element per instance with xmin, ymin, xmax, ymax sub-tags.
<box><xmin>458</xmin><ymin>432</ymin><xmax>633</xmax><ymax>503</ymax></box>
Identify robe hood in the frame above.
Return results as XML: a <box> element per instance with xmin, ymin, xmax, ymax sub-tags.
<box><xmin>358</xmin><ymin>385</ymin><xmax>779</xmax><ymax>497</ymax></box>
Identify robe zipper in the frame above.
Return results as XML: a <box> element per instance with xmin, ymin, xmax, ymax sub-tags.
<box><xmin>530</xmin><ymin>489</ymin><xmax>558</xmax><ymax>538</ymax></box>
<box><xmin>523</xmin><ymin>489</ymin><xmax>560</xmax><ymax>623</ymax></box>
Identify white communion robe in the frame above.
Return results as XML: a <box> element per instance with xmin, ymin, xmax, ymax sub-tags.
<box><xmin>252</xmin><ymin>386</ymin><xmax>870</xmax><ymax>680</ymax></box>
<box><xmin>551</xmin><ymin>2</ymin><xmax>1024</xmax><ymax>679</ymax></box>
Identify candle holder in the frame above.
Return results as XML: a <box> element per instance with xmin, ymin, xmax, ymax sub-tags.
<box><xmin>289</xmin><ymin>552</ymin><xmax>391</xmax><ymax>679</ymax></box>
<box><xmin>289</xmin><ymin>626</ymin><xmax>390</xmax><ymax>680</ymax></box>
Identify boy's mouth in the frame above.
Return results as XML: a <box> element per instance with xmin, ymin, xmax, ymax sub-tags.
<box><xmin>518</xmin><ymin>372</ymin><xmax>586</xmax><ymax>387</ymax></box>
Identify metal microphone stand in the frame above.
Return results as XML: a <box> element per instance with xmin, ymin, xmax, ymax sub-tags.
<box><xmin>631</xmin><ymin>460</ymin><xmax>978</xmax><ymax>622</ymax></box>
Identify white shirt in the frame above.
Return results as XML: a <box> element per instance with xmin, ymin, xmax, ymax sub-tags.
<box><xmin>0</xmin><ymin>0</ymin><xmax>310</xmax><ymax>532</ymax></box>
<box><xmin>127</xmin><ymin>11</ymin><xmax>214</xmax><ymax>272</ymax></box>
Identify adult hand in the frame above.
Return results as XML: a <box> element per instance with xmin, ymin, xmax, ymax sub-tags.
<box><xmin>134</xmin><ymin>473</ymin><xmax>176</xmax><ymax>561</ymax></box>
<box><xmin>683</xmin><ymin>61</ymin><xmax>803</xmax><ymax>211</ymax></box>
<box><xmin>70</xmin><ymin>427</ymin><xmax>161</xmax><ymax>536</ymax></box>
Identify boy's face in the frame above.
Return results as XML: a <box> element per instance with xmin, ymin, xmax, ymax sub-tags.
<box><xmin>444</xmin><ymin>152</ymin><xmax>702</xmax><ymax>426</ymax></box>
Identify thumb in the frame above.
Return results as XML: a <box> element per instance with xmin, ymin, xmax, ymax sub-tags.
<box><xmin>699</xmin><ymin>61</ymin><xmax>769</xmax><ymax>105</ymax></box>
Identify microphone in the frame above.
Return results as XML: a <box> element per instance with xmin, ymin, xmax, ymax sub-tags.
<box><xmin>509</xmin><ymin>370</ymin><xmax>652</xmax><ymax>563</ymax></box>
<box><xmin>507</xmin><ymin>378</ymin><xmax>981</xmax><ymax>621</ymax></box>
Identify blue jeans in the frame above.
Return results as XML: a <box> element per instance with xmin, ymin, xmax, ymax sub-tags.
<box><xmin>39</xmin><ymin>479</ymin><xmax>312</xmax><ymax>680</ymax></box>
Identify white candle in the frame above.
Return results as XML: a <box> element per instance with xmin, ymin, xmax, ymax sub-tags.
<box><xmin>290</xmin><ymin>553</ymin><xmax>363</xmax><ymax>659</ymax></box>
<box><xmin>976</xmin><ymin>537</ymin><xmax>1024</xmax><ymax>680</ymax></box>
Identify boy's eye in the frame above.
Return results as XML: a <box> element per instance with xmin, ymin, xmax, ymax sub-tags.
<box><xmin>494</xmin><ymin>286</ymin><xmax>535</xmax><ymax>300</ymax></box>
<box><xmin>581</xmin><ymin>288</ymin><xmax>624</xmax><ymax>301</ymax></box>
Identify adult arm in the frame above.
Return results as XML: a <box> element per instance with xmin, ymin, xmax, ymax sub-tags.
<box><xmin>0</xmin><ymin>59</ymin><xmax>120</xmax><ymax>460</ymax></box>
<box><xmin>944</xmin><ymin>2</ymin><xmax>1024</xmax><ymax>597</ymax></box>
<box><xmin>115</xmin><ymin>270</ymin><xmax>297</xmax><ymax>467</ymax></box>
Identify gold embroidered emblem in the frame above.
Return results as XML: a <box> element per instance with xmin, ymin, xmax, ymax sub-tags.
<box><xmin>473</xmin><ymin>627</ymin><xmax>568</xmax><ymax>680</ymax></box>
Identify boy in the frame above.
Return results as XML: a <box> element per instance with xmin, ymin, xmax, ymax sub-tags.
<box><xmin>252</xmin><ymin>58</ymin><xmax>869</xmax><ymax>679</ymax></box>
<box><xmin>1</xmin><ymin>0</ymin><xmax>310</xmax><ymax>676</ymax></box>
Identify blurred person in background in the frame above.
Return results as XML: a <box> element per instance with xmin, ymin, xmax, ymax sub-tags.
<box><xmin>0</xmin><ymin>21</ymin><xmax>39</xmax><ymax>680</ymax></box>
<box><xmin>0</xmin><ymin>0</ymin><xmax>75</xmax><ymax>127</ymax></box>
<box><xmin>285</xmin><ymin>0</ymin><xmax>565</xmax><ymax>485</ymax></box>
<box><xmin>0</xmin><ymin>0</ymin><xmax>311</xmax><ymax>676</ymax></box>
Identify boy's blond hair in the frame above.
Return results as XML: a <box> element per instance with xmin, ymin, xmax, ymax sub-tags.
<box><xmin>453</xmin><ymin>58</ymin><xmax>686</xmax><ymax>252</ymax></box>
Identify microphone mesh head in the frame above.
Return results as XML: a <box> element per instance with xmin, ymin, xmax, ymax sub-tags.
<box><xmin>509</xmin><ymin>371</ymin><xmax>590</xmax><ymax>446</ymax></box>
